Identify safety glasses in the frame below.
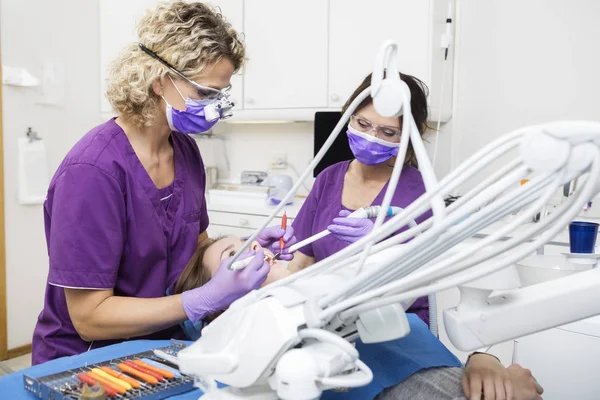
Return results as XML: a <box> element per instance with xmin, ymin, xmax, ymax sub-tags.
<box><xmin>138</xmin><ymin>43</ymin><xmax>231</xmax><ymax>101</ymax></box>
<box><xmin>350</xmin><ymin>115</ymin><xmax>402</xmax><ymax>143</ymax></box>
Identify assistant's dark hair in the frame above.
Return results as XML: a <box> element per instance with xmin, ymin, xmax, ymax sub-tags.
<box><xmin>342</xmin><ymin>72</ymin><xmax>430</xmax><ymax>167</ymax></box>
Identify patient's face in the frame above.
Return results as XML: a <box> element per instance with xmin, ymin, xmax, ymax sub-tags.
<box><xmin>203</xmin><ymin>236</ymin><xmax>292</xmax><ymax>286</ymax></box>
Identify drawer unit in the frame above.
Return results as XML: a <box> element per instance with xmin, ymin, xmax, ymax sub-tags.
<box><xmin>207</xmin><ymin>210</ymin><xmax>296</xmax><ymax>239</ymax></box>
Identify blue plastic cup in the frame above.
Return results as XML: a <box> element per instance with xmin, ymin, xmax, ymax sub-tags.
<box><xmin>569</xmin><ymin>221</ymin><xmax>599</xmax><ymax>253</ymax></box>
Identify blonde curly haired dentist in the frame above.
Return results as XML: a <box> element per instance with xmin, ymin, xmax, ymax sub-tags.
<box><xmin>32</xmin><ymin>1</ymin><xmax>296</xmax><ymax>365</ymax></box>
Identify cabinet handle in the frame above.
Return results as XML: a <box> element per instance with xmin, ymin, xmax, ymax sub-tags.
<box><xmin>330</xmin><ymin>94</ymin><xmax>340</xmax><ymax>102</ymax></box>
<box><xmin>239</xmin><ymin>218</ymin><xmax>250</xmax><ymax>226</ymax></box>
<box><xmin>246</xmin><ymin>97</ymin><xmax>255</xmax><ymax>105</ymax></box>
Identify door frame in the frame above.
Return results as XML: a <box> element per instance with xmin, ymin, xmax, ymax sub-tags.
<box><xmin>0</xmin><ymin>50</ymin><xmax>7</xmax><ymax>361</ymax></box>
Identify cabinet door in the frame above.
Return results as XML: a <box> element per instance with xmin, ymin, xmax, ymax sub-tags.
<box><xmin>207</xmin><ymin>225</ymin><xmax>256</xmax><ymax>238</ymax></box>
<box><xmin>243</xmin><ymin>0</ymin><xmax>328</xmax><ymax>109</ymax></box>
<box><xmin>100</xmin><ymin>0</ymin><xmax>245</xmax><ymax>114</ymax></box>
<box><xmin>205</xmin><ymin>0</ymin><xmax>244</xmax><ymax>109</ymax></box>
<box><xmin>328</xmin><ymin>0</ymin><xmax>431</xmax><ymax>108</ymax></box>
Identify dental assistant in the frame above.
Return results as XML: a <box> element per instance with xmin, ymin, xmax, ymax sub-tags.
<box><xmin>32</xmin><ymin>1</ymin><xmax>294</xmax><ymax>365</ymax></box>
<box><xmin>290</xmin><ymin>72</ymin><xmax>431</xmax><ymax>324</ymax></box>
<box><xmin>287</xmin><ymin>73</ymin><xmax>546</xmax><ymax>400</ymax></box>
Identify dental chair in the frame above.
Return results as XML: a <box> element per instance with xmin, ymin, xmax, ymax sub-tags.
<box><xmin>177</xmin><ymin>41</ymin><xmax>600</xmax><ymax>399</ymax></box>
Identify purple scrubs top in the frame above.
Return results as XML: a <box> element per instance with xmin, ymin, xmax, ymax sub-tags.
<box><xmin>32</xmin><ymin>119</ymin><xmax>209</xmax><ymax>365</ymax></box>
<box><xmin>292</xmin><ymin>160</ymin><xmax>431</xmax><ymax>324</ymax></box>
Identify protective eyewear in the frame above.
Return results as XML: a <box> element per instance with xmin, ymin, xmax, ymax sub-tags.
<box><xmin>138</xmin><ymin>43</ymin><xmax>231</xmax><ymax>101</ymax></box>
<box><xmin>350</xmin><ymin>115</ymin><xmax>402</xmax><ymax>142</ymax></box>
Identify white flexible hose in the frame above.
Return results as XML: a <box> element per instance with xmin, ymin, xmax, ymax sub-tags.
<box><xmin>338</xmin><ymin>147</ymin><xmax>599</xmax><ymax>319</ymax></box>
<box><xmin>320</xmin><ymin>164</ymin><xmax>530</xmax><ymax>306</ymax></box>
<box><xmin>318</xmin><ymin>167</ymin><xmax>545</xmax><ymax>319</ymax></box>
<box><xmin>297</xmin><ymin>329</ymin><xmax>374</xmax><ymax>388</ymax></box>
<box><xmin>428</xmin><ymin>293</ymin><xmax>438</xmax><ymax>337</ymax></box>
<box><xmin>262</xmin><ymin>128</ymin><xmax>527</xmax><ymax>295</ymax></box>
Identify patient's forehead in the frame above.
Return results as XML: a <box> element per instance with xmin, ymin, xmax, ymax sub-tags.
<box><xmin>202</xmin><ymin>236</ymin><xmax>243</xmax><ymax>272</ymax></box>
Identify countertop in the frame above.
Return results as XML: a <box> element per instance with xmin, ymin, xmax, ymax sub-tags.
<box><xmin>475</xmin><ymin>216</ymin><xmax>600</xmax><ymax>248</ymax></box>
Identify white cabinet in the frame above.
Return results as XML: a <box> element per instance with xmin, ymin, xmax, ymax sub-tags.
<box><xmin>206</xmin><ymin>0</ymin><xmax>244</xmax><ymax>110</ymax></box>
<box><xmin>99</xmin><ymin>0</ymin><xmax>452</xmax><ymax>121</ymax></box>
<box><xmin>242</xmin><ymin>0</ymin><xmax>328</xmax><ymax>110</ymax></box>
<box><xmin>207</xmin><ymin>208</ymin><xmax>296</xmax><ymax>240</ymax></box>
<box><xmin>328</xmin><ymin>0</ymin><xmax>431</xmax><ymax>109</ymax></box>
<box><xmin>208</xmin><ymin>224</ymin><xmax>256</xmax><ymax>238</ymax></box>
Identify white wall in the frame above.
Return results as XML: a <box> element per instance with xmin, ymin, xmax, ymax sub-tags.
<box><xmin>436</xmin><ymin>0</ymin><xmax>600</xmax><ymax>365</ymax></box>
<box><xmin>450</xmin><ymin>0</ymin><xmax>600</xmax><ymax>190</ymax></box>
<box><xmin>1</xmin><ymin>0</ymin><xmax>101</xmax><ymax>348</ymax></box>
<box><xmin>1</xmin><ymin>0</ymin><xmax>599</xmax><ymax>357</ymax></box>
<box><xmin>195</xmin><ymin>122</ymin><xmax>316</xmax><ymax>197</ymax></box>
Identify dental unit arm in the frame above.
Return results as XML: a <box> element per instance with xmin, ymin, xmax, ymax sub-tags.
<box><xmin>177</xmin><ymin>40</ymin><xmax>600</xmax><ymax>400</ymax></box>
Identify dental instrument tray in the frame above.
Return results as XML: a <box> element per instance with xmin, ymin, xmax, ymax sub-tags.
<box><xmin>23</xmin><ymin>341</ymin><xmax>195</xmax><ymax>400</ymax></box>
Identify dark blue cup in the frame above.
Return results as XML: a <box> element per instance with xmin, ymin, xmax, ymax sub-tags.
<box><xmin>569</xmin><ymin>221</ymin><xmax>599</xmax><ymax>253</ymax></box>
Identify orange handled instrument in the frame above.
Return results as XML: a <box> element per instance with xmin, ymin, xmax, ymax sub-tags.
<box><xmin>117</xmin><ymin>362</ymin><xmax>159</xmax><ymax>385</ymax></box>
<box><xmin>85</xmin><ymin>371</ymin><xmax>126</xmax><ymax>395</ymax></box>
<box><xmin>100</xmin><ymin>366</ymin><xmax>142</xmax><ymax>389</ymax></box>
<box><xmin>132</xmin><ymin>359</ymin><xmax>175</xmax><ymax>379</ymax></box>
<box><xmin>124</xmin><ymin>360</ymin><xmax>164</xmax><ymax>381</ymax></box>
<box><xmin>92</xmin><ymin>368</ymin><xmax>132</xmax><ymax>391</ymax></box>
<box><xmin>77</xmin><ymin>373</ymin><xmax>118</xmax><ymax>397</ymax></box>
<box><xmin>279</xmin><ymin>211</ymin><xmax>287</xmax><ymax>252</ymax></box>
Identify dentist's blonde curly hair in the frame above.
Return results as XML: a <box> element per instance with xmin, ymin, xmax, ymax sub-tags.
<box><xmin>106</xmin><ymin>1</ymin><xmax>245</xmax><ymax>127</ymax></box>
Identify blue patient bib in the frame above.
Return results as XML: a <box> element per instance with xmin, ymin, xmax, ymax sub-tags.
<box><xmin>321</xmin><ymin>313</ymin><xmax>462</xmax><ymax>400</ymax></box>
<box><xmin>181</xmin><ymin>319</ymin><xmax>203</xmax><ymax>341</ymax></box>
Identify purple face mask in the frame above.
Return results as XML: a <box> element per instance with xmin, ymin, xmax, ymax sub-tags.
<box><xmin>346</xmin><ymin>125</ymin><xmax>400</xmax><ymax>165</ymax></box>
<box><xmin>164</xmin><ymin>76</ymin><xmax>220</xmax><ymax>134</ymax></box>
<box><xmin>165</xmin><ymin>98</ymin><xmax>220</xmax><ymax>134</ymax></box>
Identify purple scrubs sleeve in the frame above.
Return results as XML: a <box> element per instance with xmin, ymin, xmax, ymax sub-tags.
<box><xmin>292</xmin><ymin>160</ymin><xmax>431</xmax><ymax>324</ymax></box>
<box><xmin>45</xmin><ymin>164</ymin><xmax>125</xmax><ymax>289</ymax></box>
<box><xmin>32</xmin><ymin>119</ymin><xmax>209</xmax><ymax>365</ymax></box>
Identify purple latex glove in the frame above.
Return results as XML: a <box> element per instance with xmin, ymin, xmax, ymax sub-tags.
<box><xmin>328</xmin><ymin>210</ymin><xmax>374</xmax><ymax>244</ymax></box>
<box><xmin>256</xmin><ymin>225</ymin><xmax>298</xmax><ymax>261</ymax></box>
<box><xmin>181</xmin><ymin>249</ymin><xmax>269</xmax><ymax>322</ymax></box>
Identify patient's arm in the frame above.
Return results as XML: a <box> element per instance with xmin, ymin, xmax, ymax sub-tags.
<box><xmin>288</xmin><ymin>251</ymin><xmax>317</xmax><ymax>273</ymax></box>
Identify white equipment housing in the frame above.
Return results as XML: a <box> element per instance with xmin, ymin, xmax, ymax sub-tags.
<box><xmin>177</xmin><ymin>40</ymin><xmax>600</xmax><ymax>399</ymax></box>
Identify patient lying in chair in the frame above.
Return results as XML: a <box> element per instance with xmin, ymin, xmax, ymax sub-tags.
<box><xmin>172</xmin><ymin>235</ymin><xmax>543</xmax><ymax>400</ymax></box>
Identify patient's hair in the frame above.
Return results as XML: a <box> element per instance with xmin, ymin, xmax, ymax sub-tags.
<box><xmin>173</xmin><ymin>237</ymin><xmax>223</xmax><ymax>323</ymax></box>
<box><xmin>174</xmin><ymin>238</ymin><xmax>215</xmax><ymax>294</ymax></box>
<box><xmin>342</xmin><ymin>72</ymin><xmax>430</xmax><ymax>168</ymax></box>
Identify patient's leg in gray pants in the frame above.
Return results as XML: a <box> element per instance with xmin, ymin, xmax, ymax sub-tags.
<box><xmin>375</xmin><ymin>367</ymin><xmax>466</xmax><ymax>400</ymax></box>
